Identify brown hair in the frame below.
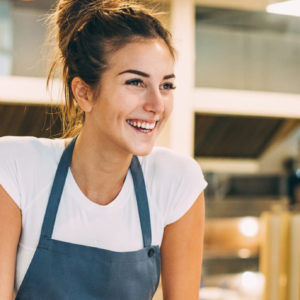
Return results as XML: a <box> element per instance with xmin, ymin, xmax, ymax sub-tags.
<box><xmin>47</xmin><ymin>0</ymin><xmax>174</xmax><ymax>137</ymax></box>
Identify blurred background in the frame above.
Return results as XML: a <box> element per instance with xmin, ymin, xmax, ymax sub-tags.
<box><xmin>1</xmin><ymin>0</ymin><xmax>300</xmax><ymax>299</ymax></box>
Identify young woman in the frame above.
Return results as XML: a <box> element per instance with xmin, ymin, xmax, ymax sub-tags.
<box><xmin>0</xmin><ymin>0</ymin><xmax>207</xmax><ymax>299</ymax></box>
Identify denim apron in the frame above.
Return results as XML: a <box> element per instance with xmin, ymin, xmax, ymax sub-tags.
<box><xmin>15</xmin><ymin>138</ymin><xmax>161</xmax><ymax>300</ymax></box>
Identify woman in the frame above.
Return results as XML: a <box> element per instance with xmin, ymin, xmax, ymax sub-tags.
<box><xmin>0</xmin><ymin>0</ymin><xmax>207</xmax><ymax>299</ymax></box>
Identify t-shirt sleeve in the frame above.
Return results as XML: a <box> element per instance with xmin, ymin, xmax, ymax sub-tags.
<box><xmin>0</xmin><ymin>137</ymin><xmax>22</xmax><ymax>208</ymax></box>
<box><xmin>163</xmin><ymin>154</ymin><xmax>207</xmax><ymax>226</ymax></box>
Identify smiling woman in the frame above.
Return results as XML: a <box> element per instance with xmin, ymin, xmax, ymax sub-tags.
<box><xmin>0</xmin><ymin>1</ymin><xmax>207</xmax><ymax>300</ymax></box>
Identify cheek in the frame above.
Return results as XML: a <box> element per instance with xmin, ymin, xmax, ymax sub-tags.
<box><xmin>117</xmin><ymin>88</ymin><xmax>140</xmax><ymax>105</ymax></box>
<box><xmin>165</xmin><ymin>96</ymin><xmax>174</xmax><ymax>116</ymax></box>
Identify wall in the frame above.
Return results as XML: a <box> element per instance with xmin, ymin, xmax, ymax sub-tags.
<box><xmin>195</xmin><ymin>16</ymin><xmax>300</xmax><ymax>94</ymax></box>
<box><xmin>11</xmin><ymin>6</ymin><xmax>48</xmax><ymax>77</ymax></box>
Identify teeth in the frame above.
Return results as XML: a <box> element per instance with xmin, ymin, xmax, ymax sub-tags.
<box><xmin>149</xmin><ymin>123</ymin><xmax>155</xmax><ymax>129</ymax></box>
<box><xmin>127</xmin><ymin>120</ymin><xmax>156</xmax><ymax>130</ymax></box>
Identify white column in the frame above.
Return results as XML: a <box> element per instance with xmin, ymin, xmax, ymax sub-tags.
<box><xmin>0</xmin><ymin>0</ymin><xmax>13</xmax><ymax>76</ymax></box>
<box><xmin>169</xmin><ymin>0</ymin><xmax>195</xmax><ymax>156</ymax></box>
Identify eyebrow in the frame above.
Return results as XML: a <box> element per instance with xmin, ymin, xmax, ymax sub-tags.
<box><xmin>118</xmin><ymin>69</ymin><xmax>175</xmax><ymax>80</ymax></box>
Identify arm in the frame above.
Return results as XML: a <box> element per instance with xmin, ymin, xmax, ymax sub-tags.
<box><xmin>0</xmin><ymin>185</ymin><xmax>22</xmax><ymax>300</ymax></box>
<box><xmin>160</xmin><ymin>192</ymin><xmax>205</xmax><ymax>300</ymax></box>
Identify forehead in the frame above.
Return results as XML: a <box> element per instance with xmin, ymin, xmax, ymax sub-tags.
<box><xmin>107</xmin><ymin>38</ymin><xmax>174</xmax><ymax>76</ymax></box>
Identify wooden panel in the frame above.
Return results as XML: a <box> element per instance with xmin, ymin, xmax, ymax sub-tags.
<box><xmin>194</xmin><ymin>114</ymin><xmax>285</xmax><ymax>158</ymax></box>
<box><xmin>0</xmin><ymin>103</ymin><xmax>62</xmax><ymax>138</ymax></box>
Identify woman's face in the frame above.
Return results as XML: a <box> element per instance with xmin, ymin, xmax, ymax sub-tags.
<box><xmin>85</xmin><ymin>38</ymin><xmax>175</xmax><ymax>156</ymax></box>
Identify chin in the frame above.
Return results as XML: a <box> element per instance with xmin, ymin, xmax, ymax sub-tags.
<box><xmin>131</xmin><ymin>144</ymin><xmax>154</xmax><ymax>157</ymax></box>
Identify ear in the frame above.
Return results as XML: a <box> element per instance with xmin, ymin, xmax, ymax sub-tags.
<box><xmin>71</xmin><ymin>77</ymin><xmax>94</xmax><ymax>113</ymax></box>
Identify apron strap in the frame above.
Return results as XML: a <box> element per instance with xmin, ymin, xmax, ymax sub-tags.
<box><xmin>130</xmin><ymin>156</ymin><xmax>152</xmax><ymax>248</ymax></box>
<box><xmin>39</xmin><ymin>137</ymin><xmax>152</xmax><ymax>248</ymax></box>
<box><xmin>39</xmin><ymin>137</ymin><xmax>76</xmax><ymax>240</ymax></box>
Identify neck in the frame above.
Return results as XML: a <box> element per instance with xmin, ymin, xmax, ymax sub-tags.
<box><xmin>69</xmin><ymin>129</ymin><xmax>133</xmax><ymax>206</ymax></box>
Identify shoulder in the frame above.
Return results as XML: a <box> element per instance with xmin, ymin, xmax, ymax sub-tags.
<box><xmin>140</xmin><ymin>147</ymin><xmax>207</xmax><ymax>226</ymax></box>
<box><xmin>0</xmin><ymin>136</ymin><xmax>65</xmax><ymax>209</ymax></box>
<box><xmin>0</xmin><ymin>135</ymin><xmax>62</xmax><ymax>151</ymax></box>
<box><xmin>140</xmin><ymin>146</ymin><xmax>204</xmax><ymax>181</ymax></box>
<box><xmin>0</xmin><ymin>136</ymin><xmax>64</xmax><ymax>162</ymax></box>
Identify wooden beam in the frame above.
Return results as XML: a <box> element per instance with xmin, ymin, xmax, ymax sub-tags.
<box><xmin>194</xmin><ymin>88</ymin><xmax>300</xmax><ymax>119</ymax></box>
<box><xmin>0</xmin><ymin>76</ymin><xmax>63</xmax><ymax>105</ymax></box>
<box><xmin>196</xmin><ymin>157</ymin><xmax>259</xmax><ymax>173</ymax></box>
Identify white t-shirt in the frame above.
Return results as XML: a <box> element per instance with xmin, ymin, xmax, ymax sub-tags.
<box><xmin>0</xmin><ymin>136</ymin><xmax>207</xmax><ymax>291</ymax></box>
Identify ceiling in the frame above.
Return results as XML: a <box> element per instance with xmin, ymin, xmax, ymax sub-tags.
<box><xmin>194</xmin><ymin>114</ymin><xmax>300</xmax><ymax>158</ymax></box>
<box><xmin>196</xmin><ymin>5</ymin><xmax>300</xmax><ymax>34</ymax></box>
<box><xmin>7</xmin><ymin>0</ymin><xmax>282</xmax><ymax>12</ymax></box>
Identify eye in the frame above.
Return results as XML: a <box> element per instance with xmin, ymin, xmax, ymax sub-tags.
<box><xmin>125</xmin><ymin>79</ymin><xmax>145</xmax><ymax>87</ymax></box>
<box><xmin>160</xmin><ymin>82</ymin><xmax>176</xmax><ymax>90</ymax></box>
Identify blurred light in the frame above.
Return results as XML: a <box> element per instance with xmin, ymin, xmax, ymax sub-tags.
<box><xmin>238</xmin><ymin>248</ymin><xmax>252</xmax><ymax>258</ymax></box>
<box><xmin>240</xmin><ymin>272</ymin><xmax>265</xmax><ymax>295</ymax></box>
<box><xmin>266</xmin><ymin>0</ymin><xmax>300</xmax><ymax>17</ymax></box>
<box><xmin>296</xmin><ymin>168</ymin><xmax>300</xmax><ymax>178</ymax></box>
<box><xmin>238</xmin><ymin>217</ymin><xmax>259</xmax><ymax>237</ymax></box>
<box><xmin>199</xmin><ymin>287</ymin><xmax>239</xmax><ymax>300</ymax></box>
<box><xmin>241</xmin><ymin>272</ymin><xmax>257</xmax><ymax>292</ymax></box>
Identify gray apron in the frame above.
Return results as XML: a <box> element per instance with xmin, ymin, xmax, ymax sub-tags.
<box><xmin>15</xmin><ymin>138</ymin><xmax>161</xmax><ymax>299</ymax></box>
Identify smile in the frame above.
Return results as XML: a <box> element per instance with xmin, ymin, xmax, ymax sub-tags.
<box><xmin>126</xmin><ymin>119</ymin><xmax>157</xmax><ymax>133</ymax></box>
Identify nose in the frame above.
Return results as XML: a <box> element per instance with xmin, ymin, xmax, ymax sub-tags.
<box><xmin>143</xmin><ymin>87</ymin><xmax>164</xmax><ymax>114</ymax></box>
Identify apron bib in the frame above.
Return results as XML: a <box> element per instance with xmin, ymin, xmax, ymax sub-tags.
<box><xmin>15</xmin><ymin>138</ymin><xmax>160</xmax><ymax>300</ymax></box>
